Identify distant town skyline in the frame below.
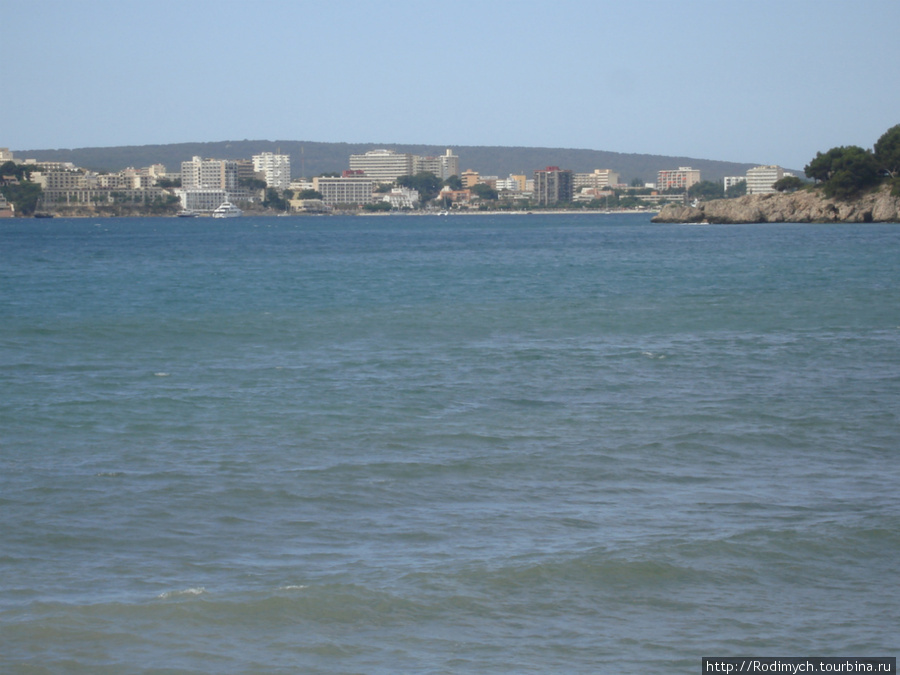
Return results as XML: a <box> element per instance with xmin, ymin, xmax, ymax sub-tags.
<box><xmin>3</xmin><ymin>0</ymin><xmax>899</xmax><ymax>172</ymax></box>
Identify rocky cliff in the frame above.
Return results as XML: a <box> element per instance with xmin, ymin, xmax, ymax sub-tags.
<box><xmin>651</xmin><ymin>184</ymin><xmax>900</xmax><ymax>224</ymax></box>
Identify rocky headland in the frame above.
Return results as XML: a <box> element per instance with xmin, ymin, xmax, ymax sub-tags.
<box><xmin>651</xmin><ymin>184</ymin><xmax>900</xmax><ymax>224</ymax></box>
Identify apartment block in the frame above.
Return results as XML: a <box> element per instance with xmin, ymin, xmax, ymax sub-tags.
<box><xmin>574</xmin><ymin>169</ymin><xmax>620</xmax><ymax>190</ymax></box>
<box><xmin>461</xmin><ymin>169</ymin><xmax>480</xmax><ymax>188</ymax></box>
<box><xmin>181</xmin><ymin>156</ymin><xmax>239</xmax><ymax>191</ymax></box>
<box><xmin>533</xmin><ymin>167</ymin><xmax>574</xmax><ymax>205</ymax></box>
<box><xmin>252</xmin><ymin>152</ymin><xmax>291</xmax><ymax>191</ymax></box>
<box><xmin>657</xmin><ymin>167</ymin><xmax>700</xmax><ymax>191</ymax></box>
<box><xmin>413</xmin><ymin>149</ymin><xmax>459</xmax><ymax>180</ymax></box>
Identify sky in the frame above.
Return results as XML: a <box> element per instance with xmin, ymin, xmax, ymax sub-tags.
<box><xmin>3</xmin><ymin>0</ymin><xmax>899</xmax><ymax>171</ymax></box>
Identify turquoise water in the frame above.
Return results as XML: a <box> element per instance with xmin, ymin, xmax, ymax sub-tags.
<box><xmin>1</xmin><ymin>214</ymin><xmax>898</xmax><ymax>673</ymax></box>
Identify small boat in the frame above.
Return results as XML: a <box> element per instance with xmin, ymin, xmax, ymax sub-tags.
<box><xmin>33</xmin><ymin>212</ymin><xmax>54</xmax><ymax>218</ymax></box>
<box><xmin>211</xmin><ymin>202</ymin><xmax>243</xmax><ymax>218</ymax></box>
<box><xmin>177</xmin><ymin>209</ymin><xmax>198</xmax><ymax>218</ymax></box>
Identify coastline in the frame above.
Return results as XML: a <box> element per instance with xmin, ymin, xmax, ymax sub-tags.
<box><xmin>652</xmin><ymin>184</ymin><xmax>900</xmax><ymax>224</ymax></box>
<box><xmin>11</xmin><ymin>208</ymin><xmax>660</xmax><ymax>219</ymax></box>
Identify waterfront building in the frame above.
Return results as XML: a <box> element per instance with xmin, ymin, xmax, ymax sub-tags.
<box><xmin>175</xmin><ymin>188</ymin><xmax>231</xmax><ymax>213</ymax></box>
<box><xmin>381</xmin><ymin>187</ymin><xmax>419</xmax><ymax>209</ymax></box>
<box><xmin>745</xmin><ymin>165</ymin><xmax>790</xmax><ymax>194</ymax></box>
<box><xmin>574</xmin><ymin>187</ymin><xmax>614</xmax><ymax>203</ymax></box>
<box><xmin>31</xmin><ymin>169</ymin><xmax>89</xmax><ymax>191</ymax></box>
<box><xmin>32</xmin><ymin>166</ymin><xmax>169</xmax><ymax>207</ymax></box>
<box><xmin>252</xmin><ymin>152</ymin><xmax>291</xmax><ymax>191</ymax></box>
<box><xmin>496</xmin><ymin>175</ymin><xmax>525</xmax><ymax>192</ymax></box>
<box><xmin>413</xmin><ymin>149</ymin><xmax>460</xmax><ymax>180</ymax></box>
<box><xmin>313</xmin><ymin>175</ymin><xmax>375</xmax><ymax>206</ymax></box>
<box><xmin>724</xmin><ymin>176</ymin><xmax>746</xmax><ymax>191</ymax></box>
<box><xmin>436</xmin><ymin>186</ymin><xmax>473</xmax><ymax>206</ymax></box>
<box><xmin>657</xmin><ymin>167</ymin><xmax>700</xmax><ymax>192</ymax></box>
<box><xmin>349</xmin><ymin>149</ymin><xmax>413</xmax><ymax>183</ymax></box>
<box><xmin>461</xmin><ymin>169</ymin><xmax>480</xmax><ymax>188</ymax></box>
<box><xmin>574</xmin><ymin>169</ymin><xmax>620</xmax><ymax>190</ymax></box>
<box><xmin>290</xmin><ymin>198</ymin><xmax>330</xmax><ymax>214</ymax></box>
<box><xmin>181</xmin><ymin>156</ymin><xmax>239</xmax><ymax>191</ymax></box>
<box><xmin>290</xmin><ymin>178</ymin><xmax>316</xmax><ymax>193</ymax></box>
<box><xmin>533</xmin><ymin>166</ymin><xmax>574</xmax><ymax>205</ymax></box>
<box><xmin>235</xmin><ymin>159</ymin><xmax>258</xmax><ymax>187</ymax></box>
<box><xmin>0</xmin><ymin>148</ymin><xmax>14</xmax><ymax>162</ymax></box>
<box><xmin>24</xmin><ymin>159</ymin><xmax>77</xmax><ymax>171</ymax></box>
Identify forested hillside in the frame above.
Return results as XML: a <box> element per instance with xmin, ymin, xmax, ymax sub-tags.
<box><xmin>16</xmin><ymin>140</ymin><xmax>769</xmax><ymax>184</ymax></box>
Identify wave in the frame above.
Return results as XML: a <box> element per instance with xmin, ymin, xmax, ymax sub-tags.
<box><xmin>156</xmin><ymin>587</ymin><xmax>206</xmax><ymax>600</ymax></box>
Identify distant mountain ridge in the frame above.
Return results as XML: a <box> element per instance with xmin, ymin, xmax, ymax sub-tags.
<box><xmin>15</xmin><ymin>140</ymin><xmax>781</xmax><ymax>184</ymax></box>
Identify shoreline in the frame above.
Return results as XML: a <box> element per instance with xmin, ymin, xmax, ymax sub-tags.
<box><xmin>10</xmin><ymin>208</ymin><xmax>660</xmax><ymax>219</ymax></box>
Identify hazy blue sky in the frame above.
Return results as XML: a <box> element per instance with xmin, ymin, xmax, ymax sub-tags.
<box><xmin>3</xmin><ymin>0</ymin><xmax>899</xmax><ymax>170</ymax></box>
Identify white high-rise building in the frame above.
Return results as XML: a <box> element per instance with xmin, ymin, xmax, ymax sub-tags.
<box><xmin>436</xmin><ymin>149</ymin><xmax>459</xmax><ymax>180</ymax></box>
<box><xmin>745</xmin><ymin>165</ymin><xmax>789</xmax><ymax>194</ymax></box>
<box><xmin>252</xmin><ymin>152</ymin><xmax>291</xmax><ymax>191</ymax></box>
<box><xmin>411</xmin><ymin>149</ymin><xmax>460</xmax><ymax>180</ymax></box>
<box><xmin>181</xmin><ymin>156</ymin><xmax>239</xmax><ymax>191</ymax></box>
<box><xmin>349</xmin><ymin>149</ymin><xmax>414</xmax><ymax>183</ymax></box>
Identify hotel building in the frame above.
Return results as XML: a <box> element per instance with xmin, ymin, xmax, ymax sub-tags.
<box><xmin>657</xmin><ymin>167</ymin><xmax>701</xmax><ymax>191</ymax></box>
<box><xmin>181</xmin><ymin>156</ymin><xmax>239</xmax><ymax>191</ymax></box>
<box><xmin>313</xmin><ymin>174</ymin><xmax>375</xmax><ymax>206</ymax></box>
<box><xmin>745</xmin><ymin>165</ymin><xmax>790</xmax><ymax>194</ymax></box>
<box><xmin>349</xmin><ymin>149</ymin><xmax>414</xmax><ymax>183</ymax></box>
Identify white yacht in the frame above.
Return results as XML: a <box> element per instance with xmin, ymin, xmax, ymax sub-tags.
<box><xmin>211</xmin><ymin>202</ymin><xmax>243</xmax><ymax>218</ymax></box>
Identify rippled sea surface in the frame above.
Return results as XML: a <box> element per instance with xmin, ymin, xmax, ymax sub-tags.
<box><xmin>2</xmin><ymin>214</ymin><xmax>898</xmax><ymax>673</ymax></box>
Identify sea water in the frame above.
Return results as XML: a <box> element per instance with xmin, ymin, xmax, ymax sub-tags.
<box><xmin>1</xmin><ymin>214</ymin><xmax>898</xmax><ymax>674</ymax></box>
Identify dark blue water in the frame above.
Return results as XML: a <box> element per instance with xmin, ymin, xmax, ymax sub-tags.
<box><xmin>1</xmin><ymin>214</ymin><xmax>898</xmax><ymax>673</ymax></box>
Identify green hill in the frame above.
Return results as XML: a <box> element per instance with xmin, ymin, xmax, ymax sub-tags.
<box><xmin>15</xmin><ymin>140</ymin><xmax>775</xmax><ymax>184</ymax></box>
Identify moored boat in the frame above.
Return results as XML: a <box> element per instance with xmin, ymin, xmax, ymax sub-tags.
<box><xmin>211</xmin><ymin>202</ymin><xmax>242</xmax><ymax>218</ymax></box>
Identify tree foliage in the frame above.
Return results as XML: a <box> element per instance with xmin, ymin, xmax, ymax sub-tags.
<box><xmin>873</xmin><ymin>124</ymin><xmax>900</xmax><ymax>178</ymax></box>
<box><xmin>263</xmin><ymin>188</ymin><xmax>288</xmax><ymax>211</ymax></box>
<box><xmin>396</xmin><ymin>172</ymin><xmax>443</xmax><ymax>203</ymax></box>
<box><xmin>687</xmin><ymin>180</ymin><xmax>724</xmax><ymax>200</ymax></box>
<box><xmin>725</xmin><ymin>180</ymin><xmax>747</xmax><ymax>198</ymax></box>
<box><xmin>773</xmin><ymin>176</ymin><xmax>804</xmax><ymax>192</ymax></box>
<box><xmin>805</xmin><ymin>145</ymin><xmax>881</xmax><ymax>200</ymax></box>
<box><xmin>0</xmin><ymin>181</ymin><xmax>43</xmax><ymax>215</ymax></box>
<box><xmin>1</xmin><ymin>160</ymin><xmax>42</xmax><ymax>181</ymax></box>
<box><xmin>240</xmin><ymin>177</ymin><xmax>267</xmax><ymax>190</ymax></box>
<box><xmin>0</xmin><ymin>161</ymin><xmax>45</xmax><ymax>215</ymax></box>
<box><xmin>470</xmin><ymin>183</ymin><xmax>499</xmax><ymax>200</ymax></box>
